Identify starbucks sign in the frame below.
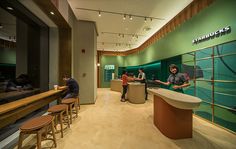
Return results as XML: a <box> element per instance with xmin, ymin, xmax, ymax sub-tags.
<box><xmin>192</xmin><ymin>26</ymin><xmax>231</xmax><ymax>44</ymax></box>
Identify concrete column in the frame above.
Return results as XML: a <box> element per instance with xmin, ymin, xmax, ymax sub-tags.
<box><xmin>73</xmin><ymin>20</ymin><xmax>97</xmax><ymax>104</ymax></box>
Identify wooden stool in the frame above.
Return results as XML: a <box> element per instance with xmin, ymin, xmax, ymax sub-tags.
<box><xmin>18</xmin><ymin>115</ymin><xmax>56</xmax><ymax>149</ymax></box>
<box><xmin>61</xmin><ymin>98</ymin><xmax>78</xmax><ymax>124</ymax></box>
<box><xmin>48</xmin><ymin>104</ymin><xmax>70</xmax><ymax>138</ymax></box>
<box><xmin>77</xmin><ymin>97</ymin><xmax>80</xmax><ymax>110</ymax></box>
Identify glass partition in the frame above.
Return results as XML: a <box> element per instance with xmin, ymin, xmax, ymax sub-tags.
<box><xmin>182</xmin><ymin>40</ymin><xmax>236</xmax><ymax>133</ymax></box>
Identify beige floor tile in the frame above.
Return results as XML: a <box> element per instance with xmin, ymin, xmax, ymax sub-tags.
<box><xmin>15</xmin><ymin>88</ymin><xmax>236</xmax><ymax>149</ymax></box>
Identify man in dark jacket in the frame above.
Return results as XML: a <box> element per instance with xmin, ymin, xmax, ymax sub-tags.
<box><xmin>62</xmin><ymin>74</ymin><xmax>79</xmax><ymax>99</ymax></box>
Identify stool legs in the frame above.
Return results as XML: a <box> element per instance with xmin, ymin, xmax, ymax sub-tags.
<box><xmin>69</xmin><ymin>104</ymin><xmax>73</xmax><ymax>124</ymax></box>
<box><xmin>77</xmin><ymin>98</ymin><xmax>80</xmax><ymax>110</ymax></box>
<box><xmin>51</xmin><ymin>120</ymin><xmax>57</xmax><ymax>147</ymax></box>
<box><xmin>18</xmin><ymin>132</ymin><xmax>24</xmax><ymax>149</ymax></box>
<box><xmin>59</xmin><ymin>112</ymin><xmax>64</xmax><ymax>138</ymax></box>
<box><xmin>37</xmin><ymin>130</ymin><xmax>42</xmax><ymax>149</ymax></box>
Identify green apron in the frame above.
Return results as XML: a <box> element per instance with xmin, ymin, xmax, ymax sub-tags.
<box><xmin>169</xmin><ymin>84</ymin><xmax>184</xmax><ymax>93</ymax></box>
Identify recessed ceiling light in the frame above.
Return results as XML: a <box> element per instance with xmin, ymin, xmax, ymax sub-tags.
<box><xmin>50</xmin><ymin>11</ymin><xmax>55</xmax><ymax>15</ymax></box>
<box><xmin>6</xmin><ymin>7</ymin><xmax>13</xmax><ymax>10</ymax></box>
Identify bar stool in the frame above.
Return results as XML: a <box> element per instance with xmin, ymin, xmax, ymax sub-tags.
<box><xmin>77</xmin><ymin>96</ymin><xmax>80</xmax><ymax>110</ymax></box>
<box><xmin>18</xmin><ymin>115</ymin><xmax>56</xmax><ymax>149</ymax></box>
<box><xmin>61</xmin><ymin>98</ymin><xmax>78</xmax><ymax>124</ymax></box>
<box><xmin>48</xmin><ymin>104</ymin><xmax>70</xmax><ymax>138</ymax></box>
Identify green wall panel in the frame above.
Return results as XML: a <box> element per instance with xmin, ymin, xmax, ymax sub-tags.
<box><xmin>0</xmin><ymin>48</ymin><xmax>16</xmax><ymax>64</ymax></box>
<box><xmin>100</xmin><ymin>56</ymin><xmax>124</xmax><ymax>88</ymax></box>
<box><xmin>100</xmin><ymin>0</ymin><xmax>236</xmax><ymax>87</ymax></box>
<box><xmin>124</xmin><ymin>0</ymin><xmax>236</xmax><ymax>66</ymax></box>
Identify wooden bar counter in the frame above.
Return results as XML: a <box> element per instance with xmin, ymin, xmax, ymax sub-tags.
<box><xmin>148</xmin><ymin>88</ymin><xmax>201</xmax><ymax>139</ymax></box>
<box><xmin>0</xmin><ymin>87</ymin><xmax>66</xmax><ymax>129</ymax></box>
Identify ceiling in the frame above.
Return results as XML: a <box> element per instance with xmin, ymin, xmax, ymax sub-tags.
<box><xmin>68</xmin><ymin>0</ymin><xmax>193</xmax><ymax>52</ymax></box>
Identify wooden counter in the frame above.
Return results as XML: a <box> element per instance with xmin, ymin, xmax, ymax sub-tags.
<box><xmin>0</xmin><ymin>87</ymin><xmax>66</xmax><ymax>129</ymax></box>
<box><xmin>127</xmin><ymin>82</ymin><xmax>145</xmax><ymax>104</ymax></box>
<box><xmin>110</xmin><ymin>80</ymin><xmax>122</xmax><ymax>92</ymax></box>
<box><xmin>148</xmin><ymin>88</ymin><xmax>201</xmax><ymax>139</ymax></box>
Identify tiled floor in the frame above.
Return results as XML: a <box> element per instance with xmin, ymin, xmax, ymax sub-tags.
<box><xmin>17</xmin><ymin>88</ymin><xmax>236</xmax><ymax>149</ymax></box>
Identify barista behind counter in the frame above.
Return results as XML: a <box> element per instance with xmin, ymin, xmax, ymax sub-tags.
<box><xmin>135</xmin><ymin>68</ymin><xmax>147</xmax><ymax>100</ymax></box>
<box><xmin>155</xmin><ymin>64</ymin><xmax>190</xmax><ymax>93</ymax></box>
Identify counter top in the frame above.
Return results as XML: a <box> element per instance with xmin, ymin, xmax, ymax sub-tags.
<box><xmin>128</xmin><ymin>82</ymin><xmax>145</xmax><ymax>85</ymax></box>
<box><xmin>147</xmin><ymin>88</ymin><xmax>201</xmax><ymax>110</ymax></box>
<box><xmin>0</xmin><ymin>88</ymin><xmax>66</xmax><ymax>115</ymax></box>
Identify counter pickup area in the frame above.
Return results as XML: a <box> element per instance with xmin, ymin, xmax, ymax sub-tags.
<box><xmin>148</xmin><ymin>88</ymin><xmax>201</xmax><ymax>139</ymax></box>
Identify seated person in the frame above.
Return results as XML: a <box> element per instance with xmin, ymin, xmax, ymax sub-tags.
<box><xmin>5</xmin><ymin>74</ymin><xmax>33</xmax><ymax>92</ymax></box>
<box><xmin>62</xmin><ymin>74</ymin><xmax>79</xmax><ymax>99</ymax></box>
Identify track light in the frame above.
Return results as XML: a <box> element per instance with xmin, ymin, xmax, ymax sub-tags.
<box><xmin>144</xmin><ymin>17</ymin><xmax>147</xmax><ymax>23</ymax></box>
<box><xmin>76</xmin><ymin>8</ymin><xmax>165</xmax><ymax>21</ymax></box>
<box><xmin>129</xmin><ymin>15</ymin><xmax>132</xmax><ymax>20</ymax></box>
<box><xmin>98</xmin><ymin>11</ymin><xmax>101</xmax><ymax>17</ymax></box>
<box><xmin>6</xmin><ymin>6</ymin><xmax>13</xmax><ymax>10</ymax></box>
<box><xmin>123</xmin><ymin>14</ymin><xmax>126</xmax><ymax>20</ymax></box>
<box><xmin>150</xmin><ymin>18</ymin><xmax>153</xmax><ymax>21</ymax></box>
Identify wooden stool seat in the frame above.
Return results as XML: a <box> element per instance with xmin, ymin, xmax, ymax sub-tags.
<box><xmin>48</xmin><ymin>104</ymin><xmax>70</xmax><ymax>138</ymax></box>
<box><xmin>18</xmin><ymin>115</ymin><xmax>56</xmax><ymax>149</ymax></box>
<box><xmin>20</xmin><ymin>115</ymin><xmax>53</xmax><ymax>131</ymax></box>
<box><xmin>61</xmin><ymin>98</ymin><xmax>78</xmax><ymax>124</ymax></box>
<box><xmin>48</xmin><ymin>104</ymin><xmax>68</xmax><ymax>113</ymax></box>
<box><xmin>61</xmin><ymin>98</ymin><xmax>76</xmax><ymax>104</ymax></box>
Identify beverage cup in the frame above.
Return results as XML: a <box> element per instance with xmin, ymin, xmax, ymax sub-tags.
<box><xmin>54</xmin><ymin>85</ymin><xmax>58</xmax><ymax>90</ymax></box>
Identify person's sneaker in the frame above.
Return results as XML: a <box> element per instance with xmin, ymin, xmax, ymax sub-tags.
<box><xmin>121</xmin><ymin>98</ymin><xmax>126</xmax><ymax>102</ymax></box>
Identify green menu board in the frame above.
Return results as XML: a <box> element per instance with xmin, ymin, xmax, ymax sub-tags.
<box><xmin>104</xmin><ymin>65</ymin><xmax>115</xmax><ymax>82</ymax></box>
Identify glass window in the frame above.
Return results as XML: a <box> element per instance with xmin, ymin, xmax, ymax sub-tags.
<box><xmin>214</xmin><ymin>105</ymin><xmax>236</xmax><ymax>132</ymax></box>
<box><xmin>194</xmin><ymin>102</ymin><xmax>212</xmax><ymax>122</ymax></box>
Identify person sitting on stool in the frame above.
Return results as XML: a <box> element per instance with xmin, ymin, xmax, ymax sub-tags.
<box><xmin>62</xmin><ymin>74</ymin><xmax>79</xmax><ymax>99</ymax></box>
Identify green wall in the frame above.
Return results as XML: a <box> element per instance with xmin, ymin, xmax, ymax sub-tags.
<box><xmin>0</xmin><ymin>47</ymin><xmax>16</xmax><ymax>64</ymax></box>
<box><xmin>100</xmin><ymin>55</ymin><xmax>124</xmax><ymax>88</ymax></box>
<box><xmin>101</xmin><ymin>0</ymin><xmax>236</xmax><ymax>87</ymax></box>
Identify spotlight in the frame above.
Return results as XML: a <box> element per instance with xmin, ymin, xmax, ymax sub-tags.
<box><xmin>0</xmin><ymin>23</ymin><xmax>3</xmax><ymax>29</ymax></box>
<box><xmin>6</xmin><ymin>6</ymin><xmax>13</xmax><ymax>10</ymax></box>
<box><xmin>129</xmin><ymin>15</ymin><xmax>132</xmax><ymax>20</ymax></box>
<box><xmin>98</xmin><ymin>11</ymin><xmax>101</xmax><ymax>17</ymax></box>
<box><xmin>150</xmin><ymin>18</ymin><xmax>153</xmax><ymax>21</ymax></box>
<box><xmin>144</xmin><ymin>17</ymin><xmax>147</xmax><ymax>23</ymax></box>
<box><xmin>50</xmin><ymin>11</ymin><xmax>55</xmax><ymax>15</ymax></box>
<box><xmin>123</xmin><ymin>14</ymin><xmax>126</xmax><ymax>20</ymax></box>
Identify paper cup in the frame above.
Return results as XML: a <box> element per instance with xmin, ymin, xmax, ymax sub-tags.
<box><xmin>54</xmin><ymin>85</ymin><xmax>58</xmax><ymax>90</ymax></box>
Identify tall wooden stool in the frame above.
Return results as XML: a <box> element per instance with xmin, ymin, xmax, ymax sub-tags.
<box><xmin>48</xmin><ymin>104</ymin><xmax>70</xmax><ymax>138</ymax></box>
<box><xmin>18</xmin><ymin>115</ymin><xmax>56</xmax><ymax>149</ymax></box>
<box><xmin>61</xmin><ymin>98</ymin><xmax>78</xmax><ymax>124</ymax></box>
<box><xmin>77</xmin><ymin>97</ymin><xmax>80</xmax><ymax>110</ymax></box>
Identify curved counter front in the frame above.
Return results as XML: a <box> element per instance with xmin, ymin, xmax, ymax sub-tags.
<box><xmin>148</xmin><ymin>88</ymin><xmax>201</xmax><ymax>139</ymax></box>
<box><xmin>127</xmin><ymin>83</ymin><xmax>145</xmax><ymax>104</ymax></box>
<box><xmin>110</xmin><ymin>80</ymin><xmax>122</xmax><ymax>92</ymax></box>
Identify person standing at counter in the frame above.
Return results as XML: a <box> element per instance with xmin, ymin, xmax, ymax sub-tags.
<box><xmin>121</xmin><ymin>70</ymin><xmax>133</xmax><ymax>102</ymax></box>
<box><xmin>135</xmin><ymin>68</ymin><xmax>148</xmax><ymax>100</ymax></box>
<box><xmin>155</xmin><ymin>64</ymin><xmax>190</xmax><ymax>93</ymax></box>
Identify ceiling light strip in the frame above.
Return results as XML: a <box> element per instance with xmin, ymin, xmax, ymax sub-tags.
<box><xmin>76</xmin><ymin>7</ymin><xmax>165</xmax><ymax>20</ymax></box>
